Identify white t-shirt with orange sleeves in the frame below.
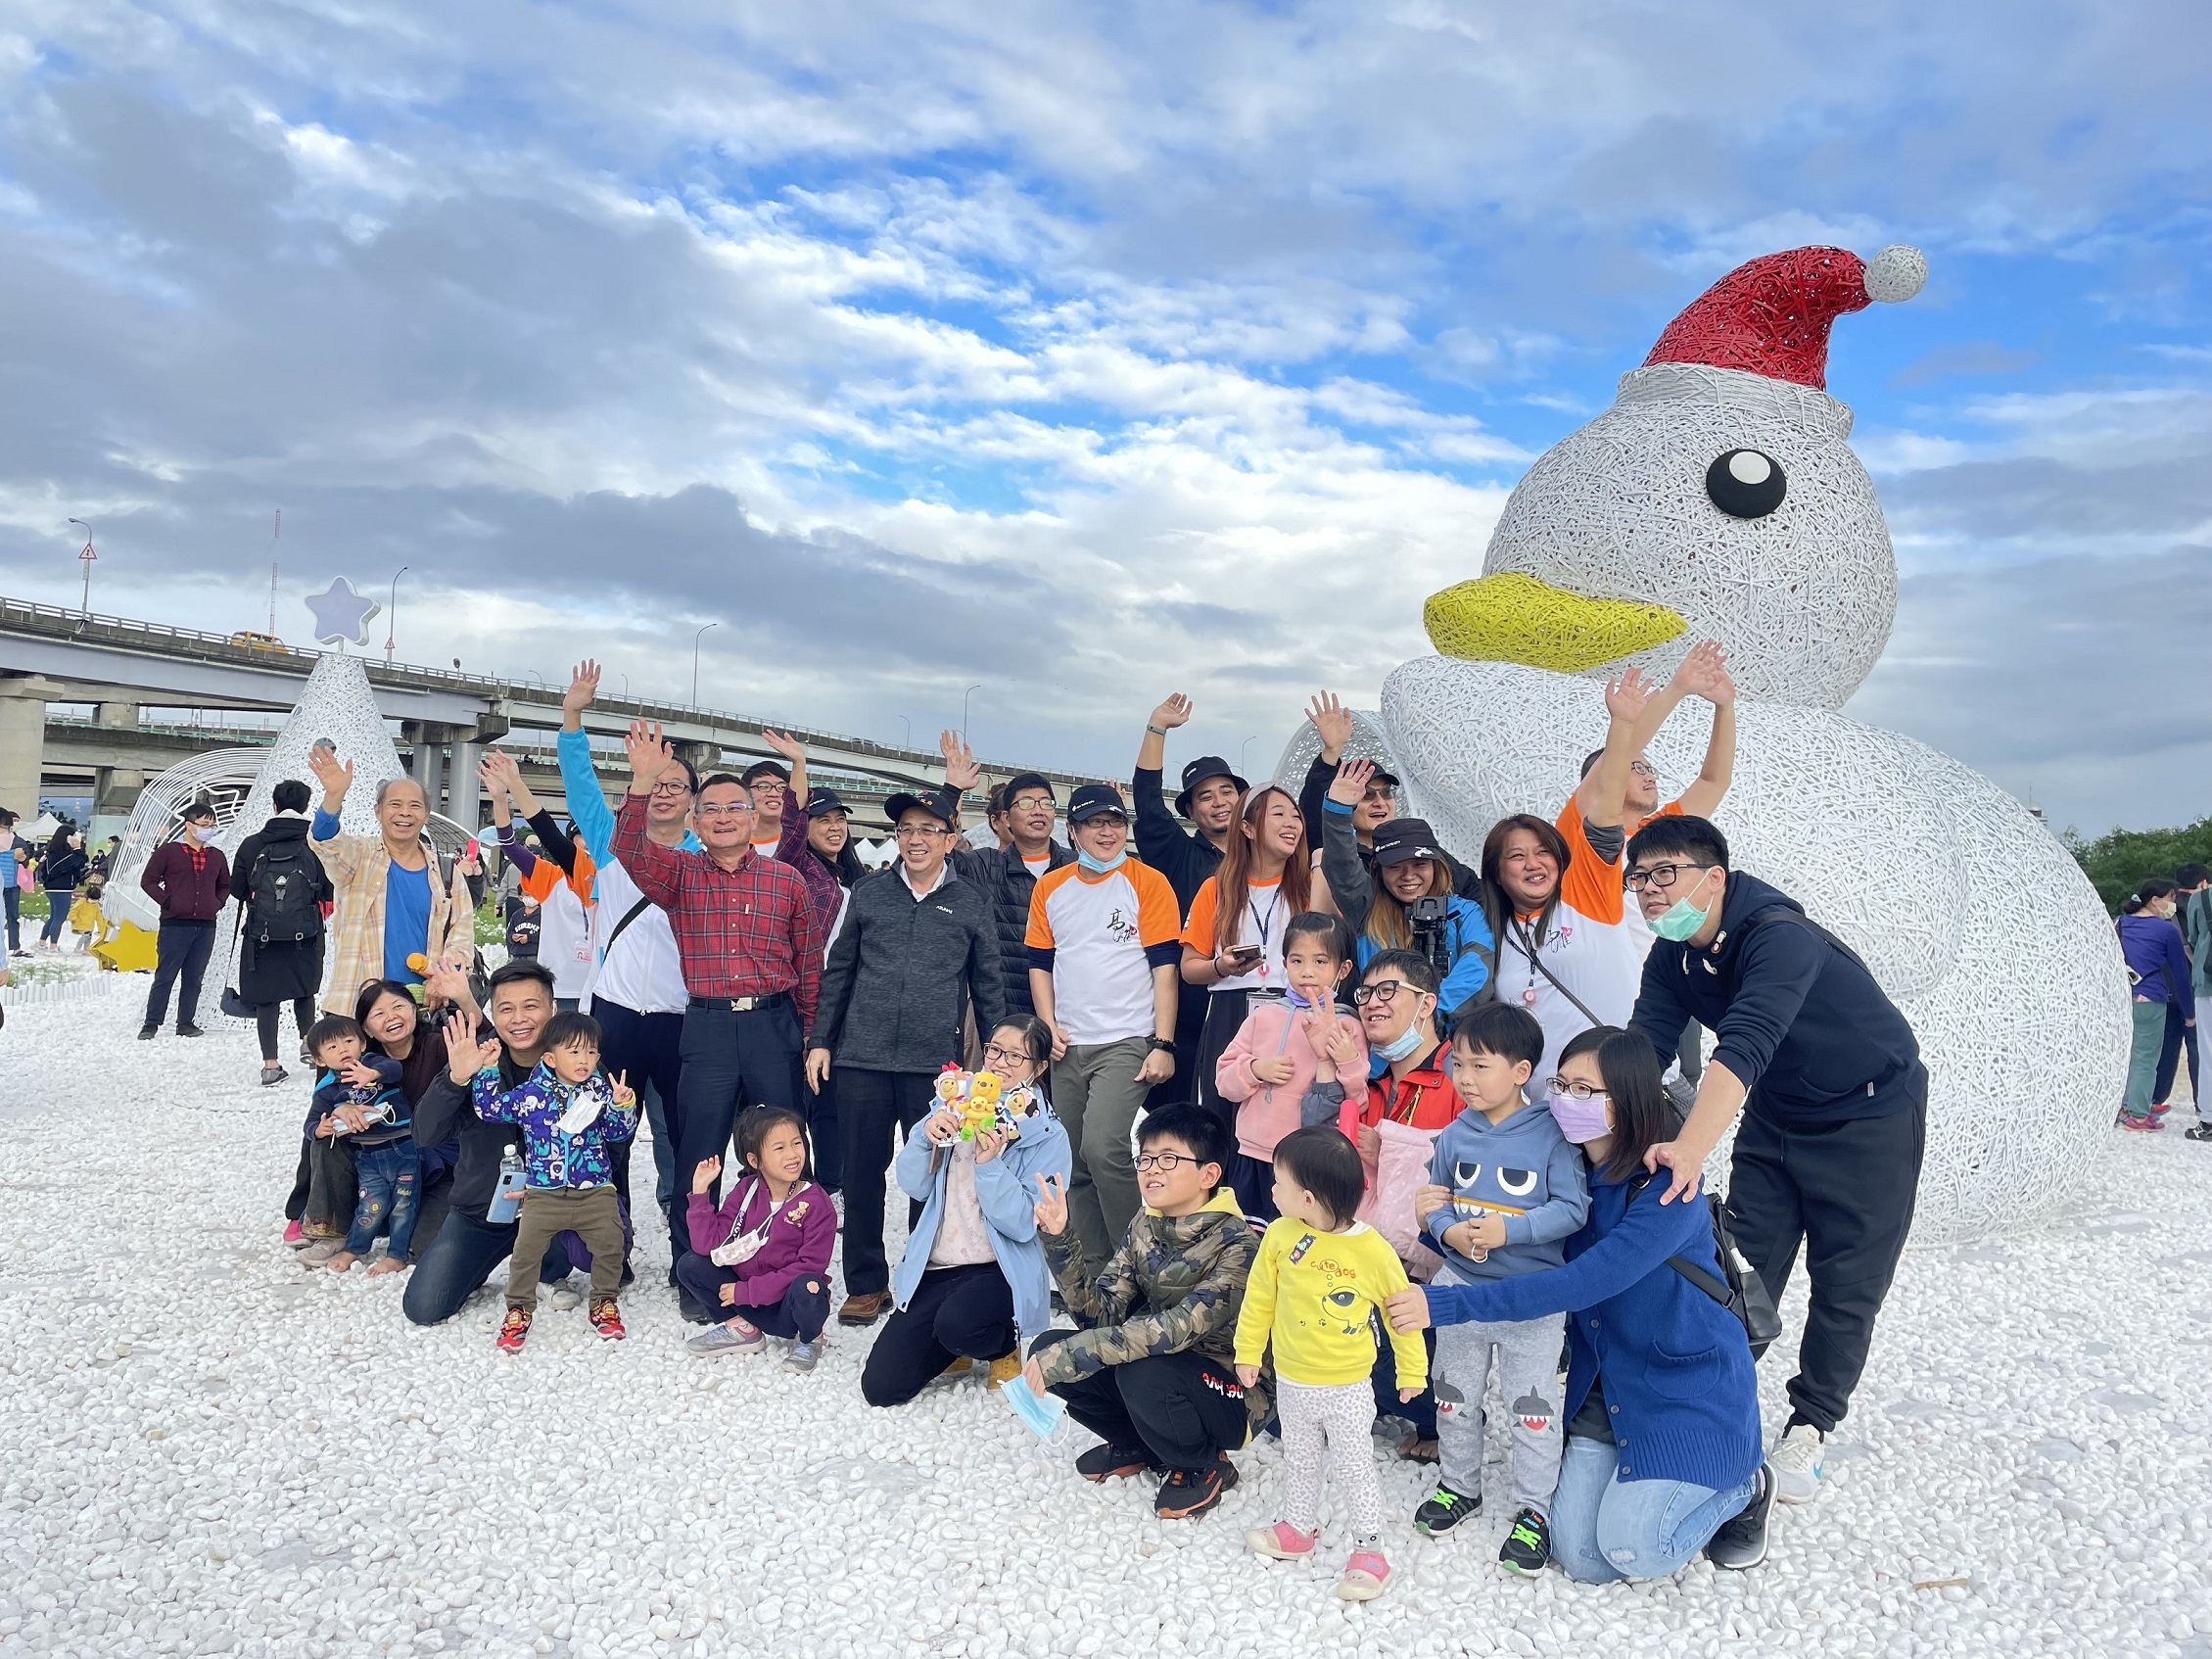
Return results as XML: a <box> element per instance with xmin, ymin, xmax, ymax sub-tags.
<box><xmin>1026</xmin><ymin>859</ymin><xmax>1184</xmax><ymax>1047</ymax></box>
<box><xmin>1490</xmin><ymin>806</ymin><xmax>1652</xmax><ymax>1088</ymax></box>
<box><xmin>1179</xmin><ymin>874</ymin><xmax>1289</xmax><ymax>994</ymax></box>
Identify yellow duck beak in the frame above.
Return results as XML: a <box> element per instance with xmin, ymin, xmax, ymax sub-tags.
<box><xmin>1423</xmin><ymin>572</ymin><xmax>1686</xmax><ymax>673</ymax></box>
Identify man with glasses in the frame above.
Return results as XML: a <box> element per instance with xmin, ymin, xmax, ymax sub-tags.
<box><xmin>1027</xmin><ymin>782</ymin><xmax>1184</xmax><ymax>1262</ymax></box>
<box><xmin>1624</xmin><ymin>814</ymin><xmax>1925</xmax><ymax>1513</ymax></box>
<box><xmin>807</xmin><ymin>784</ymin><xmax>1004</xmax><ymax>1326</ymax></box>
<box><xmin>942</xmin><ymin>737</ymin><xmax>1074</xmax><ymax>1024</ymax></box>
<box><xmin>740</xmin><ymin>759</ymin><xmax>790</xmax><ymax>859</ymax></box>
<box><xmin>615</xmin><ymin>722</ymin><xmax>823</xmax><ymax>1320</ymax></box>
<box><xmin>556</xmin><ymin>660</ymin><xmax>701</xmax><ymax>1277</ymax></box>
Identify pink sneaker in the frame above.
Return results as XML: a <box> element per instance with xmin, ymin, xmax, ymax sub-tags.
<box><xmin>2119</xmin><ymin>1112</ymin><xmax>2161</xmax><ymax>1133</ymax></box>
<box><xmin>1245</xmin><ymin>1522</ymin><xmax>1317</xmax><ymax>1560</ymax></box>
<box><xmin>1336</xmin><ymin>1549</ymin><xmax>1391</xmax><ymax>1600</ymax></box>
<box><xmin>283</xmin><ymin>1220</ymin><xmax>306</xmax><ymax>1250</ymax></box>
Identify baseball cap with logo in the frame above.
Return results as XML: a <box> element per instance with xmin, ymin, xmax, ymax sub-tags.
<box><xmin>1065</xmin><ymin>782</ymin><xmax>1128</xmax><ymax>825</ymax></box>
<box><xmin>1173</xmin><ymin>755</ymin><xmax>1249</xmax><ymax>820</ymax></box>
<box><xmin>1371</xmin><ymin>818</ymin><xmax>1445</xmax><ymax>868</ymax></box>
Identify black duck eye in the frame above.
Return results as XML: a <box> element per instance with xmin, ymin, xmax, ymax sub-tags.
<box><xmin>1706</xmin><ymin>449</ymin><xmax>1786</xmax><ymax>519</ymax></box>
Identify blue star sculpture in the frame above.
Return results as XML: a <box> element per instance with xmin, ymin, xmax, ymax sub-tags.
<box><xmin>305</xmin><ymin>578</ymin><xmax>382</xmax><ymax>647</ymax></box>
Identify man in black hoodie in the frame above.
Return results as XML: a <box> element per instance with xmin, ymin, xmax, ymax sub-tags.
<box><xmin>1624</xmin><ymin>815</ymin><xmax>1925</xmax><ymax>1512</ymax></box>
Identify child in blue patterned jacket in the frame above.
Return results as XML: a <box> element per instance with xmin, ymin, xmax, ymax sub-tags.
<box><xmin>463</xmin><ymin>1010</ymin><xmax>640</xmax><ymax>1352</ymax></box>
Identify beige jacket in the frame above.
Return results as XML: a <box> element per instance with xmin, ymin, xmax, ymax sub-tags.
<box><xmin>307</xmin><ymin>832</ymin><xmax>475</xmax><ymax>1014</ymax></box>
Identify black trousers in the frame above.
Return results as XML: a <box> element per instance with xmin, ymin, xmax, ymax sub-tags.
<box><xmin>837</xmin><ymin>1067</ymin><xmax>936</xmax><ymax>1296</ymax></box>
<box><xmin>674</xmin><ymin>1252</ymin><xmax>830</xmax><ymax>1341</ymax></box>
<box><xmin>806</xmin><ymin>1066</ymin><xmax>843</xmax><ymax>1194</ymax></box>
<box><xmin>1192</xmin><ymin>988</ymin><xmax>1251</xmax><ymax>1139</ymax></box>
<box><xmin>669</xmin><ymin>999</ymin><xmax>801</xmax><ymax>1253</ymax></box>
<box><xmin>1726</xmin><ymin>1074</ymin><xmax>1928</xmax><ymax>1434</ymax></box>
<box><xmin>2153</xmin><ymin>1000</ymin><xmax>2193</xmax><ymax>1107</ymax></box>
<box><xmin>257</xmin><ymin>998</ymin><xmax>318</xmax><ymax>1063</ymax></box>
<box><xmin>861</xmin><ymin>1262</ymin><xmax>1015</xmax><ymax>1406</ymax></box>
<box><xmin>146</xmin><ymin>920</ymin><xmax>215</xmax><ymax>1028</ymax></box>
<box><xmin>1029</xmin><ymin>1329</ymin><xmax>1251</xmax><ymax>1472</ymax></box>
<box><xmin>594</xmin><ymin>999</ymin><xmax>686</xmax><ymax>1261</ymax></box>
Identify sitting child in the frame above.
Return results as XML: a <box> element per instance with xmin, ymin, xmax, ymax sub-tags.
<box><xmin>678</xmin><ymin>1106</ymin><xmax>837</xmax><ymax>1373</ymax></box>
<box><xmin>464</xmin><ymin>1010</ymin><xmax>639</xmax><ymax>1351</ymax></box>
<box><xmin>1412</xmin><ymin>1003</ymin><xmax>1590</xmax><ymax>1574</ymax></box>
<box><xmin>303</xmin><ymin>1016</ymin><xmax>412</xmax><ymax>1276</ymax></box>
<box><xmin>1213</xmin><ymin>912</ymin><xmax>1368</xmax><ymax>1221</ymax></box>
<box><xmin>1237</xmin><ymin>1126</ymin><xmax>1428</xmax><ymax>1601</ymax></box>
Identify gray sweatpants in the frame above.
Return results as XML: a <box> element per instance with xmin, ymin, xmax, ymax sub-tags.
<box><xmin>1051</xmin><ymin>1036</ymin><xmax>1152</xmax><ymax>1265</ymax></box>
<box><xmin>1433</xmin><ymin>1304</ymin><xmax>1567</xmax><ymax>1514</ymax></box>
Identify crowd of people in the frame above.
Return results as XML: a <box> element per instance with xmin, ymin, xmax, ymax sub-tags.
<box><xmin>72</xmin><ymin>645</ymin><xmax>1957</xmax><ymax>1598</ymax></box>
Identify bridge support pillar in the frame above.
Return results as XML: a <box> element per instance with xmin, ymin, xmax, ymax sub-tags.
<box><xmin>0</xmin><ymin>676</ymin><xmax>60</xmax><ymax>819</ymax></box>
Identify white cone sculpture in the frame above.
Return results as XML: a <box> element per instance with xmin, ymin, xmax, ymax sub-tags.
<box><xmin>1346</xmin><ymin>245</ymin><xmax>2128</xmax><ymax>1245</ymax></box>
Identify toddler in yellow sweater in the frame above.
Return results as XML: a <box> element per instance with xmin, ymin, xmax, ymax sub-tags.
<box><xmin>1235</xmin><ymin>1125</ymin><xmax>1428</xmax><ymax>1600</ymax></box>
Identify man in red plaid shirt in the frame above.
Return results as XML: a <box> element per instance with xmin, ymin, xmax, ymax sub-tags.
<box><xmin>614</xmin><ymin>721</ymin><xmax>823</xmax><ymax>1320</ymax></box>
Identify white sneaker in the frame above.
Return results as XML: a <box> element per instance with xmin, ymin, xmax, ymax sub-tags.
<box><xmin>1770</xmin><ymin>1422</ymin><xmax>1825</xmax><ymax>1504</ymax></box>
<box><xmin>549</xmin><ymin>1278</ymin><xmax>586</xmax><ymax>1311</ymax></box>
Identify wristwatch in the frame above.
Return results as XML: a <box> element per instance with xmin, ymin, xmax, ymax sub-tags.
<box><xmin>1145</xmin><ymin>1037</ymin><xmax>1175</xmax><ymax>1055</ymax></box>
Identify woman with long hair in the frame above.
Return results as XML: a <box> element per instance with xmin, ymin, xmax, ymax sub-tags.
<box><xmin>1179</xmin><ymin>785</ymin><xmax>1320</xmax><ymax>1135</ymax></box>
<box><xmin>35</xmin><ymin>826</ymin><xmax>88</xmax><ymax>950</ymax></box>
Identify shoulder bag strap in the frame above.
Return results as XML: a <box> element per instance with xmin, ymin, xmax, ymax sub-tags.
<box><xmin>1509</xmin><ymin>915</ymin><xmax>1609</xmax><ymax>1032</ymax></box>
<box><xmin>599</xmin><ymin>896</ymin><xmax>655</xmax><ymax>960</ymax></box>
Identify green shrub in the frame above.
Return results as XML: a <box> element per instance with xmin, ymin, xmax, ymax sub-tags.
<box><xmin>2065</xmin><ymin>819</ymin><xmax>2212</xmax><ymax>915</ymax></box>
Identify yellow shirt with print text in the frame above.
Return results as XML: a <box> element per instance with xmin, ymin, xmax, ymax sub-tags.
<box><xmin>1234</xmin><ymin>1216</ymin><xmax>1427</xmax><ymax>1390</ymax></box>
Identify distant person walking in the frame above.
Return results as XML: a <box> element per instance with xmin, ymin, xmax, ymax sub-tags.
<box><xmin>35</xmin><ymin>827</ymin><xmax>88</xmax><ymax>949</ymax></box>
<box><xmin>139</xmin><ymin>796</ymin><xmax>231</xmax><ymax>1040</ymax></box>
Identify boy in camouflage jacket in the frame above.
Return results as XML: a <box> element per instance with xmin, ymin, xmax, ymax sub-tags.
<box><xmin>1023</xmin><ymin>1106</ymin><xmax>1268</xmax><ymax>1521</ymax></box>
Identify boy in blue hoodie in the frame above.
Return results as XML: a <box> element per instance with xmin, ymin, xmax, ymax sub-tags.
<box><xmin>1411</xmin><ymin>1002</ymin><xmax>1589</xmax><ymax>1575</ymax></box>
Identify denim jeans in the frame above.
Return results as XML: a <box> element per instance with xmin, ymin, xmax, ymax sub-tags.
<box><xmin>1549</xmin><ymin>1434</ymin><xmax>1758</xmax><ymax>1584</ymax></box>
<box><xmin>344</xmin><ymin>1141</ymin><xmax>422</xmax><ymax>1258</ymax></box>
<box><xmin>401</xmin><ymin>1209</ymin><xmax>569</xmax><ymax>1326</ymax></box>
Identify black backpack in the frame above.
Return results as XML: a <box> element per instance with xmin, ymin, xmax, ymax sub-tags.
<box><xmin>247</xmin><ymin>839</ymin><xmax>323</xmax><ymax>944</ymax></box>
<box><xmin>1627</xmin><ymin>1165</ymin><xmax>1782</xmax><ymax>1359</ymax></box>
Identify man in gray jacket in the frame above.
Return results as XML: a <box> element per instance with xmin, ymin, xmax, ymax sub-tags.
<box><xmin>806</xmin><ymin>785</ymin><xmax>1005</xmax><ymax>1325</ymax></box>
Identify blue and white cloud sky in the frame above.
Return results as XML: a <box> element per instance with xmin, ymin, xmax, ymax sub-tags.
<box><xmin>1</xmin><ymin>3</ymin><xmax>2207</xmax><ymax>831</ymax></box>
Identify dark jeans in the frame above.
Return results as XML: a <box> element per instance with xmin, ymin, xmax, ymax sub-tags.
<box><xmin>837</xmin><ymin>1067</ymin><xmax>935</xmax><ymax>1297</ymax></box>
<box><xmin>1229</xmin><ymin>1154</ymin><xmax>1280</xmax><ymax>1224</ymax></box>
<box><xmin>594</xmin><ymin>999</ymin><xmax>685</xmax><ymax>1258</ymax></box>
<box><xmin>344</xmin><ymin>1141</ymin><xmax>422</xmax><ymax>1257</ymax></box>
<box><xmin>669</xmin><ymin>999</ymin><xmax>801</xmax><ymax>1254</ymax></box>
<box><xmin>1727</xmin><ymin>1074</ymin><xmax>1928</xmax><ymax>1434</ymax></box>
<box><xmin>1372</xmin><ymin>1324</ymin><xmax>1438</xmax><ymax>1441</ymax></box>
<box><xmin>400</xmin><ymin>1208</ymin><xmax>569</xmax><ymax>1327</ymax></box>
<box><xmin>861</xmin><ymin>1262</ymin><xmax>1015</xmax><ymax>1406</ymax></box>
<box><xmin>1029</xmin><ymin>1329</ymin><xmax>1251</xmax><ymax>1472</ymax></box>
<box><xmin>257</xmin><ymin>998</ymin><xmax>318</xmax><ymax>1063</ymax></box>
<box><xmin>674</xmin><ymin>1253</ymin><xmax>830</xmax><ymax>1341</ymax></box>
<box><xmin>145</xmin><ymin>920</ymin><xmax>215</xmax><ymax>1028</ymax></box>
<box><xmin>2</xmin><ymin>882</ymin><xmax>18</xmax><ymax>950</ymax></box>
<box><xmin>805</xmin><ymin>1066</ymin><xmax>843</xmax><ymax>1194</ymax></box>
<box><xmin>2154</xmin><ymin>1001</ymin><xmax>2193</xmax><ymax>1107</ymax></box>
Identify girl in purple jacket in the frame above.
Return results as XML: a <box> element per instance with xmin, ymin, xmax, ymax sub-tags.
<box><xmin>678</xmin><ymin>1106</ymin><xmax>837</xmax><ymax>1371</ymax></box>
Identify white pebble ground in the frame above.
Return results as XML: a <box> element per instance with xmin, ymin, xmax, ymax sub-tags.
<box><xmin>5</xmin><ymin>980</ymin><xmax>2212</xmax><ymax>1659</ymax></box>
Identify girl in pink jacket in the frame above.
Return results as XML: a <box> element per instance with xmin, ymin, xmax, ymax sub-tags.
<box><xmin>1214</xmin><ymin>913</ymin><xmax>1368</xmax><ymax>1221</ymax></box>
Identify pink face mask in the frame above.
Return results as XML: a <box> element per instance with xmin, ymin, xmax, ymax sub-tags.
<box><xmin>1547</xmin><ymin>1089</ymin><xmax>1611</xmax><ymax>1144</ymax></box>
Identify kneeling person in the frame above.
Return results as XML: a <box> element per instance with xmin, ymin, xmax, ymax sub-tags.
<box><xmin>1023</xmin><ymin>1106</ymin><xmax>1266</xmax><ymax>1521</ymax></box>
<box><xmin>678</xmin><ymin>1107</ymin><xmax>836</xmax><ymax>1372</ymax></box>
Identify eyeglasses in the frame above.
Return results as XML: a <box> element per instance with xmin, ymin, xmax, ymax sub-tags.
<box><xmin>1350</xmin><ymin>981</ymin><xmax>1417</xmax><ymax>1007</ymax></box>
<box><xmin>1629</xmin><ymin>759</ymin><xmax>1658</xmax><ymax>779</ymax></box>
<box><xmin>696</xmin><ymin>801</ymin><xmax>755</xmax><ymax>819</ymax></box>
<box><xmin>1008</xmin><ymin>794</ymin><xmax>1055</xmax><ymax>813</ymax></box>
<box><xmin>982</xmin><ymin>1044</ymin><xmax>1031</xmax><ymax>1069</ymax></box>
<box><xmin>1360</xmin><ymin>786</ymin><xmax>1394</xmax><ymax>804</ymax></box>
<box><xmin>1135</xmin><ymin>1151</ymin><xmax>1195</xmax><ymax>1172</ymax></box>
<box><xmin>896</xmin><ymin>824</ymin><xmax>950</xmax><ymax>840</ymax></box>
<box><xmin>1546</xmin><ymin>1077</ymin><xmax>1611</xmax><ymax>1101</ymax></box>
<box><xmin>648</xmin><ymin>779</ymin><xmax>692</xmax><ymax>797</ymax></box>
<box><xmin>1624</xmin><ymin>861</ymin><xmax>1715</xmax><ymax>893</ymax></box>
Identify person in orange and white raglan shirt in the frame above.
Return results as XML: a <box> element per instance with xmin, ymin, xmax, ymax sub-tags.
<box><xmin>1026</xmin><ymin>783</ymin><xmax>1183</xmax><ymax>1267</ymax></box>
<box><xmin>1483</xmin><ymin>644</ymin><xmax>1736</xmax><ymax>1088</ymax></box>
<box><xmin>480</xmin><ymin>754</ymin><xmax>598</xmax><ymax>1010</ymax></box>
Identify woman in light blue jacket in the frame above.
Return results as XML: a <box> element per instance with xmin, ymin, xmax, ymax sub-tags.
<box><xmin>1319</xmin><ymin>767</ymin><xmax>1493</xmax><ymax>1024</ymax></box>
<box><xmin>862</xmin><ymin>1019</ymin><xmax>1072</xmax><ymax>1406</ymax></box>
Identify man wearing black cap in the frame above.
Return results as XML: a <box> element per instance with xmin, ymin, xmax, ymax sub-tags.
<box><xmin>948</xmin><ymin>765</ymin><xmax>1074</xmax><ymax>1023</ymax></box>
<box><xmin>807</xmin><ymin>783</ymin><xmax>1005</xmax><ymax>1324</ymax></box>
<box><xmin>740</xmin><ymin>758</ymin><xmax>789</xmax><ymax>860</ymax></box>
<box><xmin>139</xmin><ymin>795</ymin><xmax>231</xmax><ymax>1039</ymax></box>
<box><xmin>1132</xmin><ymin>693</ymin><xmax>1247</xmax><ymax>1106</ymax></box>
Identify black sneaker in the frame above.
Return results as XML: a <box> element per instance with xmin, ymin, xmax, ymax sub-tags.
<box><xmin>1705</xmin><ymin>1464</ymin><xmax>1775</xmax><ymax>1571</ymax></box>
<box><xmin>1413</xmin><ymin>1483</ymin><xmax>1483</xmax><ymax>1535</ymax></box>
<box><xmin>2187</xmin><ymin>1122</ymin><xmax>2212</xmax><ymax>1143</ymax></box>
<box><xmin>138</xmin><ymin>1024</ymin><xmax>159</xmax><ymax>1041</ymax></box>
<box><xmin>1153</xmin><ymin>1454</ymin><xmax>1237</xmax><ymax>1519</ymax></box>
<box><xmin>1075</xmin><ymin>1444</ymin><xmax>1157</xmax><ymax>1483</ymax></box>
<box><xmin>1497</xmin><ymin>1506</ymin><xmax>1551</xmax><ymax>1575</ymax></box>
<box><xmin>677</xmin><ymin>1291</ymin><xmax>713</xmax><ymax>1325</ymax></box>
<box><xmin>176</xmin><ymin>1024</ymin><xmax>206</xmax><ymax>1038</ymax></box>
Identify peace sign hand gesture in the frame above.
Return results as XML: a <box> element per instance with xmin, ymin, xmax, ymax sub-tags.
<box><xmin>1032</xmin><ymin>1171</ymin><xmax>1070</xmax><ymax>1236</ymax></box>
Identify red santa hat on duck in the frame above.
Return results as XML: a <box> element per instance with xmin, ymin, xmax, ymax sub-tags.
<box><xmin>1642</xmin><ymin>244</ymin><xmax>1927</xmax><ymax>390</ymax></box>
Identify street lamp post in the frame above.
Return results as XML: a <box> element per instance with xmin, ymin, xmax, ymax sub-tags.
<box><xmin>67</xmin><ymin>518</ymin><xmax>94</xmax><ymax>617</ymax></box>
<box><xmin>898</xmin><ymin>716</ymin><xmax>912</xmax><ymax>750</ymax></box>
<box><xmin>1241</xmin><ymin>735</ymin><xmax>1260</xmax><ymax>782</ymax></box>
<box><xmin>385</xmin><ymin>566</ymin><xmax>410</xmax><ymax>663</ymax></box>
<box><xmin>692</xmin><ymin>623</ymin><xmax>718</xmax><ymax>706</ymax></box>
<box><xmin>962</xmin><ymin>684</ymin><xmax>982</xmax><ymax>739</ymax></box>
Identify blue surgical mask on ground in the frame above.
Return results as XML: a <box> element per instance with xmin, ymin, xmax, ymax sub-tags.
<box><xmin>1375</xmin><ymin>1021</ymin><xmax>1425</xmax><ymax>1063</ymax></box>
<box><xmin>1074</xmin><ymin>845</ymin><xmax>1127</xmax><ymax>876</ymax></box>
<box><xmin>1650</xmin><ymin>867</ymin><xmax>1719</xmax><ymax>943</ymax></box>
<box><xmin>1000</xmin><ymin>1373</ymin><xmax>1066</xmax><ymax>1439</ymax></box>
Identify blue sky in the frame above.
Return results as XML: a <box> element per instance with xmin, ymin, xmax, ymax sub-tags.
<box><xmin>0</xmin><ymin>2</ymin><xmax>2207</xmax><ymax>832</ymax></box>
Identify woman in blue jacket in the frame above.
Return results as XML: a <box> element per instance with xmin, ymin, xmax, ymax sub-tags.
<box><xmin>1319</xmin><ymin>764</ymin><xmax>1492</xmax><ymax>1024</ymax></box>
<box><xmin>2117</xmin><ymin>878</ymin><xmax>2194</xmax><ymax>1131</ymax></box>
<box><xmin>1387</xmin><ymin>1025</ymin><xmax>1771</xmax><ymax>1581</ymax></box>
<box><xmin>863</xmin><ymin>1019</ymin><xmax>1073</xmax><ymax>1406</ymax></box>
